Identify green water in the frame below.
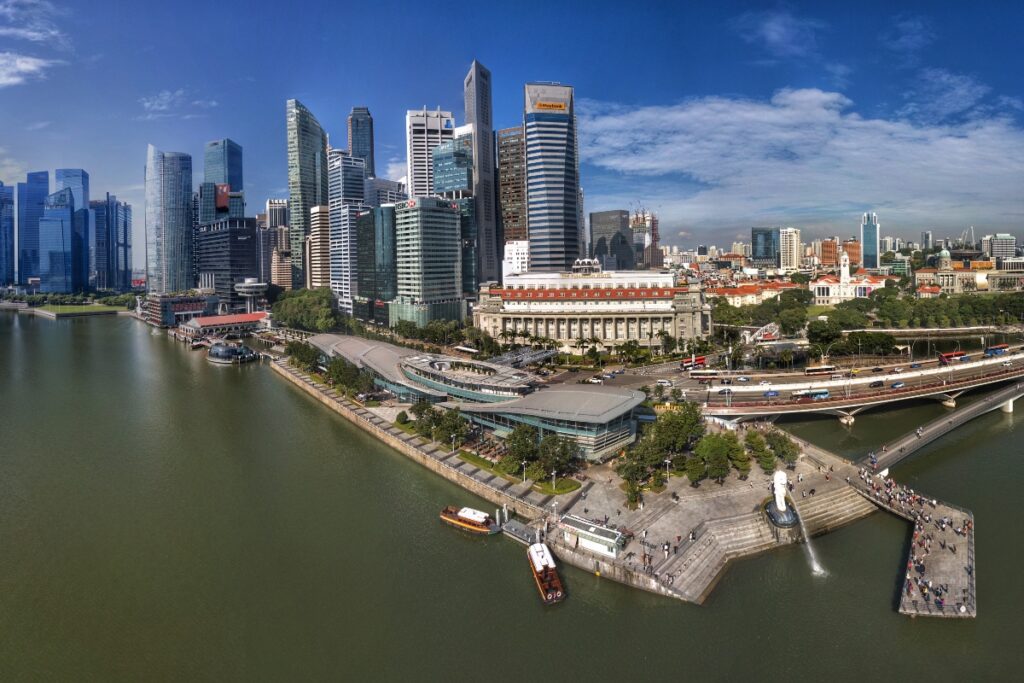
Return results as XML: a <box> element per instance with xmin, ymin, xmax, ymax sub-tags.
<box><xmin>1</xmin><ymin>314</ymin><xmax>1021</xmax><ymax>681</ymax></box>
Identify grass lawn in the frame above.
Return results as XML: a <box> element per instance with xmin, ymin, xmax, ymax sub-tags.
<box><xmin>806</xmin><ymin>304</ymin><xmax>835</xmax><ymax>318</ymax></box>
<box><xmin>38</xmin><ymin>303</ymin><xmax>123</xmax><ymax>313</ymax></box>
<box><xmin>457</xmin><ymin>450</ymin><xmax>519</xmax><ymax>483</ymax></box>
<box><xmin>532</xmin><ymin>476</ymin><xmax>582</xmax><ymax>496</ymax></box>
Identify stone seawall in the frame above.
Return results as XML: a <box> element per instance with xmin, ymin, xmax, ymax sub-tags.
<box><xmin>269</xmin><ymin>360</ymin><xmax>544</xmax><ymax>520</ymax></box>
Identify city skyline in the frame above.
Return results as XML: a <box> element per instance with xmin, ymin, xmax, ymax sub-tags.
<box><xmin>1</xmin><ymin>1</ymin><xmax>1023</xmax><ymax>254</ymax></box>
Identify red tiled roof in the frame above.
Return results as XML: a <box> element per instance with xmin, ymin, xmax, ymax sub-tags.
<box><xmin>190</xmin><ymin>312</ymin><xmax>267</xmax><ymax>327</ymax></box>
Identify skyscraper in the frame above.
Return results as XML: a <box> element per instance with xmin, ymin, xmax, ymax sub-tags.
<box><xmin>464</xmin><ymin>60</ymin><xmax>499</xmax><ymax>283</ymax></box>
<box><xmin>405</xmin><ymin>107</ymin><xmax>454</xmax><ymax>198</ymax></box>
<box><xmin>328</xmin><ymin>204</ymin><xmax>363</xmax><ymax>314</ymax></box>
<box><xmin>750</xmin><ymin>226</ymin><xmax>781</xmax><ymax>267</ymax></box>
<box><xmin>204</xmin><ymin>139</ymin><xmax>243</xmax><ymax>191</ymax></box>
<box><xmin>921</xmin><ymin>231</ymin><xmax>934</xmax><ymax>251</ymax></box>
<box><xmin>524</xmin><ymin>82</ymin><xmax>580</xmax><ymax>272</ymax></box>
<box><xmin>779</xmin><ymin>227</ymin><xmax>801</xmax><ymax>271</ymax></box>
<box><xmin>145</xmin><ymin>145</ymin><xmax>194</xmax><ymax>294</ymax></box>
<box><xmin>860</xmin><ymin>212</ymin><xmax>880</xmax><ymax>269</ymax></box>
<box><xmin>55</xmin><ymin>169</ymin><xmax>90</xmax><ymax>289</ymax></box>
<box><xmin>348</xmin><ymin>106</ymin><xmax>375</xmax><ymax>178</ymax></box>
<box><xmin>38</xmin><ymin>188</ymin><xmax>76</xmax><ymax>292</ymax></box>
<box><xmin>0</xmin><ymin>182</ymin><xmax>13</xmax><ymax>286</ymax></box>
<box><xmin>363</xmin><ymin>177</ymin><xmax>407</xmax><ymax>207</ymax></box>
<box><xmin>194</xmin><ymin>217</ymin><xmax>259</xmax><ymax>312</ymax></box>
<box><xmin>497</xmin><ymin>126</ymin><xmax>526</xmax><ymax>243</ymax></box>
<box><xmin>328</xmin><ymin>148</ymin><xmax>366</xmax><ymax>205</ymax></box>
<box><xmin>589</xmin><ymin>210</ymin><xmax>633</xmax><ymax>270</ymax></box>
<box><xmin>307</xmin><ymin>205</ymin><xmax>331</xmax><ymax>290</ymax></box>
<box><xmin>389</xmin><ymin>197</ymin><xmax>463</xmax><ymax>326</ymax></box>
<box><xmin>91</xmin><ymin>193</ymin><xmax>132</xmax><ymax>291</ymax></box>
<box><xmin>16</xmin><ymin>170</ymin><xmax>48</xmax><ymax>285</ymax></box>
<box><xmin>353</xmin><ymin>206</ymin><xmax>397</xmax><ymax>325</ymax></box>
<box><xmin>287</xmin><ymin>99</ymin><xmax>329</xmax><ymax>289</ymax></box>
<box><xmin>266</xmin><ymin>198</ymin><xmax>288</xmax><ymax>228</ymax></box>
<box><xmin>432</xmin><ymin>127</ymin><xmax>477</xmax><ymax>296</ymax></box>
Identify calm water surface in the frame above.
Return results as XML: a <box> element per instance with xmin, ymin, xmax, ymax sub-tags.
<box><xmin>1</xmin><ymin>313</ymin><xmax>1021</xmax><ymax>681</ymax></box>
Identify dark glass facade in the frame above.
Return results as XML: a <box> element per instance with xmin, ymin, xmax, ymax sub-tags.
<box><xmin>287</xmin><ymin>99</ymin><xmax>329</xmax><ymax>289</ymax></box>
<box><xmin>0</xmin><ymin>182</ymin><xmax>13</xmax><ymax>286</ymax></box>
<box><xmin>751</xmin><ymin>226</ymin><xmax>781</xmax><ymax>267</ymax></box>
<box><xmin>354</xmin><ymin>206</ymin><xmax>396</xmax><ymax>325</ymax></box>
<box><xmin>194</xmin><ymin>218</ymin><xmax>259</xmax><ymax>312</ymax></box>
<box><xmin>55</xmin><ymin>169</ymin><xmax>91</xmax><ymax>290</ymax></box>
<box><xmin>38</xmin><ymin>188</ymin><xmax>78</xmax><ymax>292</ymax></box>
<box><xmin>91</xmin><ymin>194</ymin><xmax>132</xmax><ymax>291</ymax></box>
<box><xmin>433</xmin><ymin>134</ymin><xmax>477</xmax><ymax>296</ymax></box>
<box><xmin>204</xmin><ymin>139</ymin><xmax>243</xmax><ymax>192</ymax></box>
<box><xmin>17</xmin><ymin>171</ymin><xmax>49</xmax><ymax>285</ymax></box>
<box><xmin>590</xmin><ymin>210</ymin><xmax>634</xmax><ymax>270</ymax></box>
<box><xmin>145</xmin><ymin>146</ymin><xmax>194</xmax><ymax>294</ymax></box>
<box><xmin>347</xmin><ymin>107</ymin><xmax>375</xmax><ymax>178</ymax></box>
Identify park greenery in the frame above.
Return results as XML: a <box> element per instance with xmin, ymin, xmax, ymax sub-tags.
<box><xmin>271</xmin><ymin>288</ymin><xmax>342</xmax><ymax>332</ymax></box>
<box><xmin>409</xmin><ymin>401</ymin><xmax>470</xmax><ymax>449</ymax></box>
<box><xmin>497</xmin><ymin>424</ymin><xmax>581</xmax><ymax>481</ymax></box>
<box><xmin>0</xmin><ymin>291</ymin><xmax>138</xmax><ymax>308</ymax></box>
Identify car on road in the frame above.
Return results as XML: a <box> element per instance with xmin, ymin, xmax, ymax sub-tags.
<box><xmin>602</xmin><ymin>373</ymin><xmax>614</xmax><ymax>379</ymax></box>
<box><xmin>763</xmin><ymin>390</ymin><xmax>780</xmax><ymax>398</ymax></box>
<box><xmin>656</xmin><ymin>379</ymin><xmax>672</xmax><ymax>387</ymax></box>
<box><xmin>910</xmin><ymin>363</ymin><xmax>922</xmax><ymax>369</ymax></box>
<box><xmin>850</xmin><ymin>368</ymin><xmax>862</xmax><ymax>376</ymax></box>
<box><xmin>737</xmin><ymin>376</ymin><xmax>750</xmax><ymax>382</ymax></box>
<box><xmin>1002</xmin><ymin>361</ymin><xmax>1013</xmax><ymax>367</ymax></box>
<box><xmin>587</xmin><ymin>377</ymin><xmax>603</xmax><ymax>384</ymax></box>
<box><xmin>718</xmin><ymin>388</ymin><xmax>733</xmax><ymax>395</ymax></box>
<box><xmin>872</xmin><ymin>367</ymin><xmax>884</xmax><ymax>373</ymax></box>
<box><xmin>869</xmin><ymin>380</ymin><xmax>885</xmax><ymax>388</ymax></box>
<box><xmin>720</xmin><ymin>378</ymin><xmax>732</xmax><ymax>385</ymax></box>
<box><xmin>891</xmin><ymin>381</ymin><xmax>906</xmax><ymax>389</ymax></box>
<box><xmin>759</xmin><ymin>380</ymin><xmax>770</xmax><ymax>386</ymax></box>
<box><xmin>890</xmin><ymin>367</ymin><xmax>904</xmax><ymax>374</ymax></box>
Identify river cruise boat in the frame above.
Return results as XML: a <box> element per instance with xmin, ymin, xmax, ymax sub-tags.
<box><xmin>527</xmin><ymin>542</ymin><xmax>565</xmax><ymax>605</ymax></box>
<box><xmin>207</xmin><ymin>343</ymin><xmax>259</xmax><ymax>365</ymax></box>
<box><xmin>439</xmin><ymin>506</ymin><xmax>500</xmax><ymax>535</ymax></box>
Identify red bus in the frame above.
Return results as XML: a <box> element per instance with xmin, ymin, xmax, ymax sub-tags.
<box><xmin>681</xmin><ymin>355</ymin><xmax>707</xmax><ymax>371</ymax></box>
<box><xmin>938</xmin><ymin>351</ymin><xmax>967</xmax><ymax>365</ymax></box>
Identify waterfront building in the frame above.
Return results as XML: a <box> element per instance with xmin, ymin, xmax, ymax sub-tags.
<box><xmin>142</xmin><ymin>292</ymin><xmax>219</xmax><ymax>327</ymax></box>
<box><xmin>195</xmin><ymin>217</ymin><xmax>259</xmax><ymax>312</ymax></box>
<box><xmin>464</xmin><ymin>60</ymin><xmax>499</xmax><ymax>283</ymax></box>
<box><xmin>266</xmin><ymin>198</ymin><xmax>288</xmax><ymax>228</ymax></box>
<box><xmin>16</xmin><ymin>170</ymin><xmax>48</xmax><ymax>285</ymax></box>
<box><xmin>145</xmin><ymin>145</ymin><xmax>194</xmax><ymax>294</ymax></box>
<box><xmin>474</xmin><ymin>261</ymin><xmax>711</xmax><ymax>353</ymax></box>
<box><xmin>363</xmin><ymin>177</ymin><xmax>406</xmax><ymax>207</ymax></box>
<box><xmin>37</xmin><ymin>188</ymin><xmax>77</xmax><ymax>292</ymax></box>
<box><xmin>779</xmin><ymin>227</ymin><xmax>801</xmax><ymax>272</ymax></box>
<box><xmin>497</xmin><ymin>125</ymin><xmax>526</xmax><ymax>243</ymax></box>
<box><xmin>0</xmin><ymin>181</ymin><xmax>13</xmax><ymax>286</ymax></box>
<box><xmin>405</xmin><ymin>107</ymin><xmax>455</xmax><ymax>199</ymax></box>
<box><xmin>287</xmin><ymin>99</ymin><xmax>329</xmax><ymax>289</ymax></box>
<box><xmin>55</xmin><ymin>169</ymin><xmax>90</xmax><ymax>289</ymax></box>
<box><xmin>524</xmin><ymin>82</ymin><xmax>580</xmax><ymax>272</ymax></box>
<box><xmin>90</xmin><ymin>193</ymin><xmax>132</xmax><ymax>291</ymax></box>
<box><xmin>590</xmin><ymin>210</ymin><xmax>634</xmax><ymax>271</ymax></box>
<box><xmin>353</xmin><ymin>205</ymin><xmax>397</xmax><ymax>325</ymax></box>
<box><xmin>179</xmin><ymin>311</ymin><xmax>268</xmax><ymax>338</ymax></box>
<box><xmin>809</xmin><ymin>251</ymin><xmax>893</xmax><ymax>305</ymax></box>
<box><xmin>860</xmin><ymin>212</ymin><xmax>880</xmax><ymax>269</ymax></box>
<box><xmin>750</xmin><ymin>227</ymin><xmax>780</xmax><ymax>268</ymax></box>
<box><xmin>502</xmin><ymin>239</ymin><xmax>529</xmax><ymax>281</ymax></box>
<box><xmin>704</xmin><ymin>281</ymin><xmax>802</xmax><ymax>307</ymax></box>
<box><xmin>389</xmin><ymin>197</ymin><xmax>464</xmax><ymax>326</ymax></box>
<box><xmin>348</xmin><ymin>106</ymin><xmax>375</xmax><ymax>177</ymax></box>
<box><xmin>328</xmin><ymin>203</ymin><xmax>365</xmax><ymax>314</ymax></box>
<box><xmin>432</xmin><ymin>126</ymin><xmax>477</xmax><ymax>297</ymax></box>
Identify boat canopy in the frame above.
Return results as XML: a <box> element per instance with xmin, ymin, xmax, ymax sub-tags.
<box><xmin>457</xmin><ymin>507</ymin><xmax>490</xmax><ymax>524</ymax></box>
<box><xmin>528</xmin><ymin>543</ymin><xmax>556</xmax><ymax>572</ymax></box>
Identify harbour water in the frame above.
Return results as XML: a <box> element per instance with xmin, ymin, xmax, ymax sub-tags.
<box><xmin>2</xmin><ymin>313</ymin><xmax>1021</xmax><ymax>680</ymax></box>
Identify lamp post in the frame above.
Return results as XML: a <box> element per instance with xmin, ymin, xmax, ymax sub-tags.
<box><xmin>551</xmin><ymin>469</ymin><xmax>557</xmax><ymax>491</ymax></box>
<box><xmin>521</xmin><ymin>460</ymin><xmax>527</xmax><ymax>483</ymax></box>
<box><xmin>664</xmin><ymin>458</ymin><xmax>672</xmax><ymax>478</ymax></box>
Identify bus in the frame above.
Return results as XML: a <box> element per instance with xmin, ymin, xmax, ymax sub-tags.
<box><xmin>984</xmin><ymin>343</ymin><xmax>1010</xmax><ymax>357</ymax></box>
<box><xmin>689</xmin><ymin>368</ymin><xmax>719</xmax><ymax>381</ymax></box>
<box><xmin>680</xmin><ymin>355</ymin><xmax>707</xmax><ymax>371</ymax></box>
<box><xmin>792</xmin><ymin>389</ymin><xmax>830</xmax><ymax>400</ymax></box>
<box><xmin>938</xmin><ymin>351</ymin><xmax>966</xmax><ymax>365</ymax></box>
<box><xmin>804</xmin><ymin>365</ymin><xmax>837</xmax><ymax>376</ymax></box>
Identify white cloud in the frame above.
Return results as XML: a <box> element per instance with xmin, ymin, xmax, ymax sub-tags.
<box><xmin>25</xmin><ymin>119</ymin><xmax>49</xmax><ymax>130</ymax></box>
<box><xmin>734</xmin><ymin>9</ymin><xmax>825</xmax><ymax>58</ymax></box>
<box><xmin>137</xmin><ymin>89</ymin><xmax>219</xmax><ymax>121</ymax></box>
<box><xmin>0</xmin><ymin>50</ymin><xmax>60</xmax><ymax>86</ymax></box>
<box><xmin>578</xmin><ymin>88</ymin><xmax>1024</xmax><ymax>241</ymax></box>
<box><xmin>139</xmin><ymin>88</ymin><xmax>184</xmax><ymax>112</ymax></box>
<box><xmin>0</xmin><ymin>146</ymin><xmax>26</xmax><ymax>183</ymax></box>
<box><xmin>898</xmin><ymin>68</ymin><xmax>990</xmax><ymax>123</ymax></box>
<box><xmin>191</xmin><ymin>98</ymin><xmax>218</xmax><ymax>108</ymax></box>
<box><xmin>0</xmin><ymin>0</ymin><xmax>69</xmax><ymax>49</ymax></box>
<box><xmin>385</xmin><ymin>157</ymin><xmax>407</xmax><ymax>183</ymax></box>
<box><xmin>884</xmin><ymin>14</ymin><xmax>935</xmax><ymax>61</ymax></box>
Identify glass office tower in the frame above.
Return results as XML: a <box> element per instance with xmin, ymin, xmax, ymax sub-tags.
<box><xmin>55</xmin><ymin>169</ymin><xmax>90</xmax><ymax>289</ymax></box>
<box><xmin>353</xmin><ymin>206</ymin><xmax>397</xmax><ymax>325</ymax></box>
<box><xmin>590</xmin><ymin>210</ymin><xmax>634</xmax><ymax>270</ymax></box>
<box><xmin>91</xmin><ymin>193</ymin><xmax>133</xmax><ymax>291</ymax></box>
<box><xmin>524</xmin><ymin>82</ymin><xmax>580</xmax><ymax>272</ymax></box>
<box><xmin>861</xmin><ymin>212</ymin><xmax>880</xmax><ymax>269</ymax></box>
<box><xmin>433</xmin><ymin>131</ymin><xmax>477</xmax><ymax>296</ymax></box>
<box><xmin>145</xmin><ymin>145</ymin><xmax>194</xmax><ymax>293</ymax></box>
<box><xmin>464</xmin><ymin>60</ymin><xmax>498</xmax><ymax>282</ymax></box>
<box><xmin>287</xmin><ymin>99</ymin><xmax>329</xmax><ymax>289</ymax></box>
<box><xmin>38</xmin><ymin>188</ymin><xmax>76</xmax><ymax>292</ymax></box>
<box><xmin>751</xmin><ymin>226</ymin><xmax>781</xmax><ymax>267</ymax></box>
<box><xmin>348</xmin><ymin>107</ymin><xmax>375</xmax><ymax>178</ymax></box>
<box><xmin>0</xmin><ymin>181</ymin><xmax>13</xmax><ymax>286</ymax></box>
<box><xmin>17</xmin><ymin>170</ymin><xmax>49</xmax><ymax>285</ymax></box>
<box><xmin>204</xmin><ymin>138</ymin><xmax>243</xmax><ymax>191</ymax></box>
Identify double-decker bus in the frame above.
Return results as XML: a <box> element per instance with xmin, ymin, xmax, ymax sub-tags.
<box><xmin>681</xmin><ymin>355</ymin><xmax>707</xmax><ymax>371</ymax></box>
<box><xmin>938</xmin><ymin>350</ymin><xmax>967</xmax><ymax>365</ymax></box>
<box><xmin>804</xmin><ymin>364</ymin><xmax>838</xmax><ymax>376</ymax></box>
<box><xmin>984</xmin><ymin>343</ymin><xmax>1010</xmax><ymax>357</ymax></box>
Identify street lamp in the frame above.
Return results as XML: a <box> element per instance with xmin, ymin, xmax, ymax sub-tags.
<box><xmin>451</xmin><ymin>433</ymin><xmax>457</xmax><ymax>454</ymax></box>
<box><xmin>521</xmin><ymin>460</ymin><xmax>528</xmax><ymax>483</ymax></box>
<box><xmin>664</xmin><ymin>458</ymin><xmax>672</xmax><ymax>478</ymax></box>
<box><xmin>551</xmin><ymin>469</ymin><xmax>558</xmax><ymax>491</ymax></box>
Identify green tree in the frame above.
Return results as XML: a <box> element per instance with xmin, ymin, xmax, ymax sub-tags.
<box><xmin>504</xmin><ymin>424</ymin><xmax>539</xmax><ymax>464</ymax></box>
<box><xmin>396</xmin><ymin>410</ymin><xmax>409</xmax><ymax>425</ymax></box>
<box><xmin>746</xmin><ymin>431</ymin><xmax>775</xmax><ymax>473</ymax></box>
<box><xmin>538</xmin><ymin>434</ymin><xmax>578</xmax><ymax>475</ymax></box>
<box><xmin>272</xmin><ymin>288</ymin><xmax>340</xmax><ymax>332</ymax></box>
<box><xmin>789</xmin><ymin>272</ymin><xmax>810</xmax><ymax>285</ymax></box>
<box><xmin>685</xmin><ymin>455</ymin><xmax>706</xmax><ymax>486</ymax></box>
<box><xmin>778</xmin><ymin>308</ymin><xmax>807</xmax><ymax>336</ymax></box>
<box><xmin>694</xmin><ymin>433</ymin><xmax>737</xmax><ymax>483</ymax></box>
<box><xmin>651</xmin><ymin>403</ymin><xmax>704</xmax><ymax>454</ymax></box>
<box><xmin>765</xmin><ymin>430</ymin><xmax>799</xmax><ymax>467</ymax></box>
<box><xmin>670</xmin><ymin>387</ymin><xmax>683</xmax><ymax>403</ymax></box>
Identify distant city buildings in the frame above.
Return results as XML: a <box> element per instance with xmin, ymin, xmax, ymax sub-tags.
<box><xmin>501</xmin><ymin>239</ymin><xmax>529</xmax><ymax>281</ymax></box>
<box><xmin>307</xmin><ymin>205</ymin><xmax>331</xmax><ymax>290</ymax></box>
<box><xmin>779</xmin><ymin>227</ymin><xmax>801</xmax><ymax>272</ymax></box>
<box><xmin>809</xmin><ymin>251</ymin><xmax>893</xmax><ymax>305</ymax></box>
<box><xmin>363</xmin><ymin>177</ymin><xmax>406</xmax><ymax>207</ymax></box>
<box><xmin>38</xmin><ymin>188</ymin><xmax>77</xmax><ymax>292</ymax></box>
<box><xmin>353</xmin><ymin>205</ymin><xmax>397</xmax><ymax>326</ymax></box>
<box><xmin>17</xmin><ymin>171</ymin><xmax>48</xmax><ymax>286</ymax></box>
<box><xmin>90</xmin><ymin>193</ymin><xmax>132</xmax><ymax>291</ymax></box>
<box><xmin>751</xmin><ymin>226</ymin><xmax>780</xmax><ymax>268</ymax></box>
<box><xmin>328</xmin><ymin>204</ymin><xmax>363</xmax><ymax>314</ymax></box>
<box><xmin>145</xmin><ymin>145</ymin><xmax>193</xmax><ymax>294</ymax></box>
<box><xmin>630</xmin><ymin>209</ymin><xmax>662</xmax><ymax>269</ymax></box>
<box><xmin>347</xmin><ymin>106</ymin><xmax>375</xmax><ymax>178</ymax></box>
<box><xmin>405</xmin><ymin>107</ymin><xmax>455</xmax><ymax>199</ymax></box>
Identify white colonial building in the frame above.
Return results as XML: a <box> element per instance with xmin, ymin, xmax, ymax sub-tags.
<box><xmin>809</xmin><ymin>252</ymin><xmax>894</xmax><ymax>305</ymax></box>
<box><xmin>474</xmin><ymin>260</ymin><xmax>710</xmax><ymax>352</ymax></box>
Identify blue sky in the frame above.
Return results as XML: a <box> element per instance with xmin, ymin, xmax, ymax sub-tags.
<box><xmin>1</xmin><ymin>0</ymin><xmax>1023</xmax><ymax>251</ymax></box>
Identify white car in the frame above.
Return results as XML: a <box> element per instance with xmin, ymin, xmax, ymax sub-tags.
<box><xmin>656</xmin><ymin>379</ymin><xmax>673</xmax><ymax>387</ymax></box>
<box><xmin>737</xmin><ymin>376</ymin><xmax>750</xmax><ymax>382</ymax></box>
<box><xmin>759</xmin><ymin>380</ymin><xmax>770</xmax><ymax>386</ymax></box>
<box><xmin>1002</xmin><ymin>361</ymin><xmax>1013</xmax><ymax>367</ymax></box>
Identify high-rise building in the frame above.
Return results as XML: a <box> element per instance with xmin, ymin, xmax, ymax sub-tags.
<box><xmin>204</xmin><ymin>139</ymin><xmax>243</xmax><ymax>191</ymax></box>
<box><xmin>363</xmin><ymin>177</ymin><xmax>407</xmax><ymax>207</ymax></box>
<box><xmin>630</xmin><ymin>209</ymin><xmax>661</xmax><ymax>268</ymax></box>
<box><xmin>464</xmin><ymin>60</ymin><xmax>499</xmax><ymax>283</ymax></box>
<box><xmin>353</xmin><ymin>205</ymin><xmax>397</xmax><ymax>325</ymax></box>
<box><xmin>405</xmin><ymin>107</ymin><xmax>455</xmax><ymax>199</ymax></box>
<box><xmin>145</xmin><ymin>145</ymin><xmax>194</xmax><ymax>294</ymax></box>
<box><xmin>750</xmin><ymin>227</ymin><xmax>781</xmax><ymax>267</ymax></box>
<box><xmin>91</xmin><ymin>193</ymin><xmax>132</xmax><ymax>291</ymax></box>
<box><xmin>860</xmin><ymin>212</ymin><xmax>880</xmax><ymax>269</ymax></box>
<box><xmin>842</xmin><ymin>238</ymin><xmax>862</xmax><ymax>266</ymax></box>
<box><xmin>497</xmin><ymin>126</ymin><xmax>526</xmax><ymax>243</ymax></box>
<box><xmin>981</xmin><ymin>233</ymin><xmax>1016</xmax><ymax>262</ymax></box>
<box><xmin>501</xmin><ymin>240</ymin><xmax>529</xmax><ymax>281</ymax></box>
<box><xmin>524</xmin><ymin>82</ymin><xmax>580</xmax><ymax>272</ymax></box>
<box><xmin>432</xmin><ymin>126</ymin><xmax>477</xmax><ymax>296</ymax></box>
<box><xmin>270</xmin><ymin>230</ymin><xmax>292</xmax><ymax>292</ymax></box>
<box><xmin>0</xmin><ymin>182</ymin><xmax>13</xmax><ymax>286</ymax></box>
<box><xmin>779</xmin><ymin>227</ymin><xmax>801</xmax><ymax>271</ymax></box>
<box><xmin>306</xmin><ymin>205</ymin><xmax>331</xmax><ymax>290</ymax></box>
<box><xmin>55</xmin><ymin>169</ymin><xmax>91</xmax><ymax>289</ymax></box>
<box><xmin>820</xmin><ymin>237</ymin><xmax>839</xmax><ymax>266</ymax></box>
<box><xmin>266</xmin><ymin>198</ymin><xmax>288</xmax><ymax>228</ymax></box>
<box><xmin>328</xmin><ymin>148</ymin><xmax>366</xmax><ymax>205</ymax></box>
<box><xmin>327</xmin><ymin>147</ymin><xmax>367</xmax><ymax>314</ymax></box>
<box><xmin>388</xmin><ymin>197</ymin><xmax>463</xmax><ymax>326</ymax></box>
<box><xmin>16</xmin><ymin>170</ymin><xmax>48</xmax><ymax>285</ymax></box>
<box><xmin>589</xmin><ymin>210</ymin><xmax>634</xmax><ymax>270</ymax></box>
<box><xmin>348</xmin><ymin>106</ymin><xmax>375</xmax><ymax>178</ymax></box>
<box><xmin>38</xmin><ymin>188</ymin><xmax>79</xmax><ymax>292</ymax></box>
<box><xmin>195</xmin><ymin>218</ymin><xmax>259</xmax><ymax>312</ymax></box>
<box><xmin>287</xmin><ymin>99</ymin><xmax>329</xmax><ymax>289</ymax></box>
<box><xmin>921</xmin><ymin>231</ymin><xmax>933</xmax><ymax>250</ymax></box>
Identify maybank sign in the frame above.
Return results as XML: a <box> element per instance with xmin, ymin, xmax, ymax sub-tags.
<box><xmin>535</xmin><ymin>101</ymin><xmax>567</xmax><ymax>111</ymax></box>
